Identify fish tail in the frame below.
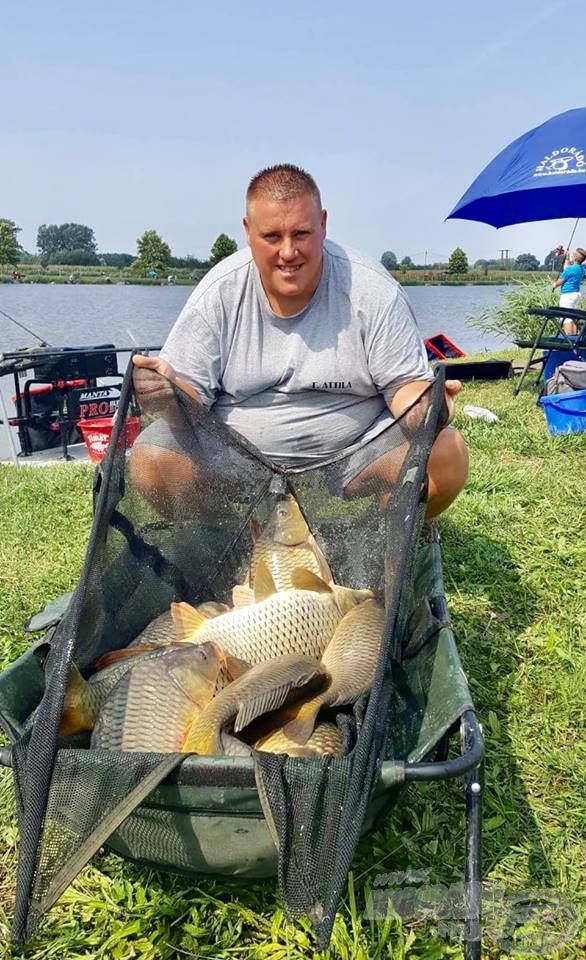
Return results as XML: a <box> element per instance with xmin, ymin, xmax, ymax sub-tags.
<box><xmin>59</xmin><ymin>665</ymin><xmax>97</xmax><ymax>736</ymax></box>
<box><xmin>282</xmin><ymin>697</ymin><xmax>323</xmax><ymax>745</ymax></box>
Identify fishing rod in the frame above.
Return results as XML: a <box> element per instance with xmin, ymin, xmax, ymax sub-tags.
<box><xmin>0</xmin><ymin>307</ymin><xmax>53</xmax><ymax>347</ymax></box>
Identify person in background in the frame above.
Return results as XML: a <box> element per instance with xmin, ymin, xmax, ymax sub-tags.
<box><xmin>552</xmin><ymin>246</ymin><xmax>586</xmax><ymax>333</ymax></box>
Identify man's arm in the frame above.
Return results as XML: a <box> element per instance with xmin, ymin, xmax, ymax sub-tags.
<box><xmin>388</xmin><ymin>378</ymin><xmax>463</xmax><ymax>431</ymax></box>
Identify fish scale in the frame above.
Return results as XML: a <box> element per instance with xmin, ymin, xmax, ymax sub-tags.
<box><xmin>91</xmin><ymin>643</ymin><xmax>223</xmax><ymax>752</ymax></box>
<box><xmin>254</xmin><ymin>721</ymin><xmax>343</xmax><ymax>757</ymax></box>
<box><xmin>281</xmin><ymin>599</ymin><xmax>386</xmax><ymax>745</ymax></box>
<box><xmin>190</xmin><ymin>589</ymin><xmax>344</xmax><ymax>664</ymax></box>
<box><xmin>59</xmin><ymin>647</ymin><xmax>174</xmax><ymax>737</ymax></box>
<box><xmin>94</xmin><ymin>668</ymin><xmax>194</xmax><ymax>752</ymax></box>
<box><xmin>248</xmin><ymin>494</ymin><xmax>333</xmax><ymax>592</ymax></box>
<box><xmin>182</xmin><ymin>654</ymin><xmax>329</xmax><ymax>755</ymax></box>
<box><xmin>321</xmin><ymin>599</ymin><xmax>386</xmax><ymax>705</ymax></box>
<box><xmin>128</xmin><ymin>603</ymin><xmax>229</xmax><ymax>649</ymax></box>
<box><xmin>251</xmin><ymin>542</ymin><xmax>326</xmax><ymax>591</ymax></box>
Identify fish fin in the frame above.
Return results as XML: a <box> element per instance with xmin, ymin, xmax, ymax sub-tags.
<box><xmin>196</xmin><ymin>601</ymin><xmax>230</xmax><ymax>618</ymax></box>
<box><xmin>220</xmin><ymin>731</ymin><xmax>253</xmax><ymax>757</ymax></box>
<box><xmin>225</xmin><ymin>654</ymin><xmax>252</xmax><ymax>681</ymax></box>
<box><xmin>171</xmin><ymin>601</ymin><xmax>208</xmax><ymax>640</ymax></box>
<box><xmin>232</xmin><ymin>584</ymin><xmax>255</xmax><ymax>607</ymax></box>
<box><xmin>93</xmin><ymin>643</ymin><xmax>166</xmax><ymax>670</ymax></box>
<box><xmin>281</xmin><ymin>698</ymin><xmax>323</xmax><ymax>745</ymax></box>
<box><xmin>234</xmin><ymin>681</ymin><xmax>299</xmax><ymax>733</ymax></box>
<box><xmin>308</xmin><ymin>535</ymin><xmax>335</xmax><ymax>584</ymax></box>
<box><xmin>250</xmin><ymin>516</ymin><xmax>263</xmax><ymax>541</ymax></box>
<box><xmin>172</xmin><ymin>668</ymin><xmax>217</xmax><ymax>709</ymax></box>
<box><xmin>291</xmin><ymin>568</ymin><xmax>333</xmax><ymax>594</ymax></box>
<box><xmin>254</xmin><ymin>559</ymin><xmax>277</xmax><ymax>601</ymax></box>
<box><xmin>59</xmin><ymin>665</ymin><xmax>96</xmax><ymax>736</ymax></box>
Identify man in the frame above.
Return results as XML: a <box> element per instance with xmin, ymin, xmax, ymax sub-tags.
<box><xmin>552</xmin><ymin>246</ymin><xmax>586</xmax><ymax>334</ymax></box>
<box><xmin>132</xmin><ymin>164</ymin><xmax>468</xmax><ymax>518</ymax></box>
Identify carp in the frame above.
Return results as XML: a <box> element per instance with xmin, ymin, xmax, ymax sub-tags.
<box><xmin>173</xmin><ymin>562</ymin><xmax>373</xmax><ymax>665</ymax></box>
<box><xmin>182</xmin><ymin>653</ymin><xmax>329</xmax><ymax>756</ymax></box>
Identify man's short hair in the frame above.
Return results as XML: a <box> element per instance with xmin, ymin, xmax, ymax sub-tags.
<box><xmin>246</xmin><ymin>164</ymin><xmax>322</xmax><ymax>210</ymax></box>
<box><xmin>575</xmin><ymin>247</ymin><xmax>586</xmax><ymax>263</ymax></box>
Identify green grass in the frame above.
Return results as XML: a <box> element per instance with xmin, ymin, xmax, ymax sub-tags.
<box><xmin>0</xmin><ymin>362</ymin><xmax>585</xmax><ymax>958</ymax></box>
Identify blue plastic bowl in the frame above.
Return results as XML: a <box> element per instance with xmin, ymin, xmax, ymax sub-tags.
<box><xmin>539</xmin><ymin>388</ymin><xmax>586</xmax><ymax>435</ymax></box>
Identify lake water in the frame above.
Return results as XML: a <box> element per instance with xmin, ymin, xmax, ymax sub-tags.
<box><xmin>0</xmin><ymin>282</ymin><xmax>511</xmax><ymax>460</ymax></box>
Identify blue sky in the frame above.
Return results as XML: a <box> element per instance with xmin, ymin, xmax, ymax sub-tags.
<box><xmin>2</xmin><ymin>0</ymin><xmax>582</xmax><ymax>263</ymax></box>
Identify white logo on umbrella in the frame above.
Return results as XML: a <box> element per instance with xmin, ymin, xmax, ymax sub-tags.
<box><xmin>534</xmin><ymin>147</ymin><xmax>586</xmax><ymax>177</ymax></box>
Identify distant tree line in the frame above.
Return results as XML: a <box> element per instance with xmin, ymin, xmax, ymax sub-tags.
<box><xmin>381</xmin><ymin>247</ymin><xmax>568</xmax><ymax>274</ymax></box>
<box><xmin>0</xmin><ymin>218</ymin><xmax>239</xmax><ymax>275</ymax></box>
<box><xmin>0</xmin><ymin>217</ymin><xmax>571</xmax><ymax>278</ymax></box>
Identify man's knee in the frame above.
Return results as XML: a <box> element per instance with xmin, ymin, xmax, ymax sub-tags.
<box><xmin>129</xmin><ymin>442</ymin><xmax>199</xmax><ymax>501</ymax></box>
<box><xmin>426</xmin><ymin>428</ymin><xmax>469</xmax><ymax>517</ymax></box>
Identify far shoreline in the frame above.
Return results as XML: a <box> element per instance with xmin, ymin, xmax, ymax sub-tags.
<box><xmin>1</xmin><ymin>277</ymin><xmax>516</xmax><ymax>288</ymax></box>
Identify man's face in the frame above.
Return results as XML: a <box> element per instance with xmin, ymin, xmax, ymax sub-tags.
<box><xmin>243</xmin><ymin>193</ymin><xmax>327</xmax><ymax>314</ymax></box>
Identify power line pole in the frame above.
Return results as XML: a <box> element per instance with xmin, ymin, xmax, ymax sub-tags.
<box><xmin>499</xmin><ymin>248</ymin><xmax>511</xmax><ymax>272</ymax></box>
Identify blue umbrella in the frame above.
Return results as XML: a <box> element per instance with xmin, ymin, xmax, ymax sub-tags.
<box><xmin>447</xmin><ymin>107</ymin><xmax>586</xmax><ymax>227</ymax></box>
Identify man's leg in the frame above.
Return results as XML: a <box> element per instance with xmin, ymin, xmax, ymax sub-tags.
<box><xmin>128</xmin><ymin>442</ymin><xmax>202</xmax><ymax>520</ymax></box>
<box><xmin>343</xmin><ymin>427</ymin><xmax>468</xmax><ymax>519</ymax></box>
<box><xmin>128</xmin><ymin>418</ymin><xmax>247</xmax><ymax>522</ymax></box>
<box><xmin>425</xmin><ymin>427</ymin><xmax>469</xmax><ymax>518</ymax></box>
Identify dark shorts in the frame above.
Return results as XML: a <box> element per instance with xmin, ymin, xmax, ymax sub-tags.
<box><xmin>135</xmin><ymin>415</ymin><xmax>410</xmax><ymax>499</ymax></box>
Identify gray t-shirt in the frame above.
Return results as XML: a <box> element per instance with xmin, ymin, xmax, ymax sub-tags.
<box><xmin>161</xmin><ymin>239</ymin><xmax>432</xmax><ymax>466</ymax></box>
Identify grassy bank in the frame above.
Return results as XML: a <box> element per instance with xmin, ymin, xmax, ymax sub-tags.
<box><xmin>0</xmin><ymin>366</ymin><xmax>585</xmax><ymax>958</ymax></box>
<box><xmin>1</xmin><ymin>264</ymin><xmax>545</xmax><ymax>286</ymax></box>
<box><xmin>0</xmin><ymin>264</ymin><xmax>206</xmax><ymax>286</ymax></box>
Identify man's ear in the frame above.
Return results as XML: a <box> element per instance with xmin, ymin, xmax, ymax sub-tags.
<box><xmin>320</xmin><ymin>209</ymin><xmax>328</xmax><ymax>238</ymax></box>
<box><xmin>243</xmin><ymin>216</ymin><xmax>251</xmax><ymax>245</ymax></box>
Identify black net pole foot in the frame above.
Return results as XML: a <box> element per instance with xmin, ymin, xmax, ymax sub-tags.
<box><xmin>463</xmin><ymin>745</ymin><xmax>483</xmax><ymax>960</ymax></box>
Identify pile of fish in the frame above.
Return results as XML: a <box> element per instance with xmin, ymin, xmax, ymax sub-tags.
<box><xmin>59</xmin><ymin>495</ymin><xmax>385</xmax><ymax>758</ymax></box>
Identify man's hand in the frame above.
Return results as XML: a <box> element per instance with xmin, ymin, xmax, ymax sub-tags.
<box><xmin>132</xmin><ymin>355</ymin><xmax>178</xmax><ymax>415</ymax></box>
<box><xmin>443</xmin><ymin>379</ymin><xmax>462</xmax><ymax>426</ymax></box>
<box><xmin>132</xmin><ymin>355</ymin><xmax>204</xmax><ymax>416</ymax></box>
<box><xmin>389</xmin><ymin>378</ymin><xmax>462</xmax><ymax>432</ymax></box>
